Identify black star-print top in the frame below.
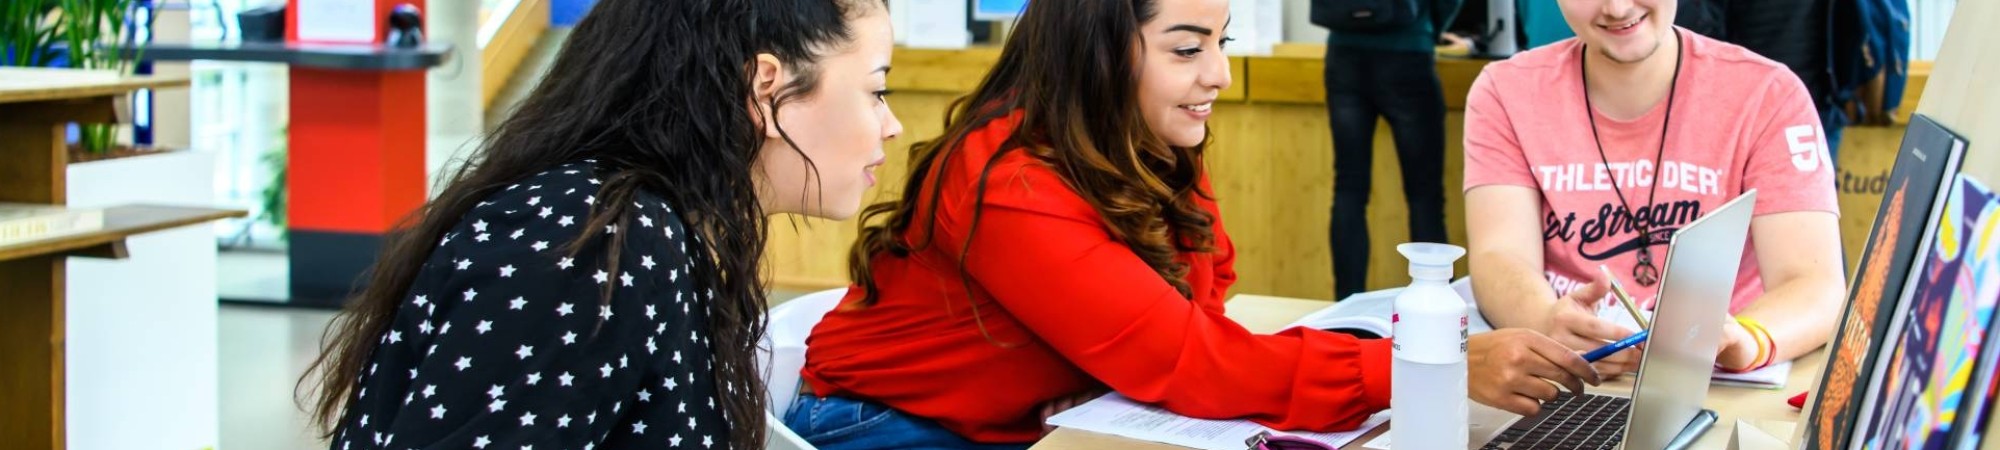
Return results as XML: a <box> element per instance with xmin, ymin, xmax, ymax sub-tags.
<box><xmin>331</xmin><ymin>161</ymin><xmax>730</xmax><ymax>450</ymax></box>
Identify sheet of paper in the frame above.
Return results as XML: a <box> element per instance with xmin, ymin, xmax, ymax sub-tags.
<box><xmin>1711</xmin><ymin>361</ymin><xmax>1791</xmax><ymax>389</ymax></box>
<box><xmin>1046</xmin><ymin>393</ymin><xmax>1387</xmax><ymax>450</ymax></box>
<box><xmin>295</xmin><ymin>0</ymin><xmax>377</xmax><ymax>43</ymax></box>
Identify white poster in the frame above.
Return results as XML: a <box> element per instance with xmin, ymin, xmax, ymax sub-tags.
<box><xmin>295</xmin><ymin>0</ymin><xmax>378</xmax><ymax>44</ymax></box>
<box><xmin>904</xmin><ymin>0</ymin><xmax>969</xmax><ymax>49</ymax></box>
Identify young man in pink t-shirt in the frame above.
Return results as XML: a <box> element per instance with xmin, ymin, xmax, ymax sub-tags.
<box><xmin>1462</xmin><ymin>0</ymin><xmax>1846</xmax><ymax>381</ymax></box>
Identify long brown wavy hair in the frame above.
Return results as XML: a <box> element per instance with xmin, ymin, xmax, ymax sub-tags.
<box><xmin>848</xmin><ymin>0</ymin><xmax>1216</xmax><ymax>315</ymax></box>
<box><xmin>299</xmin><ymin>0</ymin><xmax>883</xmax><ymax>447</ymax></box>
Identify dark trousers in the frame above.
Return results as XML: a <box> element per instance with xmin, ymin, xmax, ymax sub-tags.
<box><xmin>1325</xmin><ymin>45</ymin><xmax>1451</xmax><ymax>300</ymax></box>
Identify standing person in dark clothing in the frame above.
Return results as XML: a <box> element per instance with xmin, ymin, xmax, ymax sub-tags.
<box><xmin>1313</xmin><ymin>0</ymin><xmax>1464</xmax><ymax>299</ymax></box>
<box><xmin>1675</xmin><ymin>0</ymin><xmax>1848</xmax><ymax>160</ymax></box>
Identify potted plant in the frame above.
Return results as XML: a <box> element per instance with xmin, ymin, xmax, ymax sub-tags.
<box><xmin>56</xmin><ymin>0</ymin><xmax>151</xmax><ymax>159</ymax></box>
<box><xmin>2</xmin><ymin>0</ymin><xmax>155</xmax><ymax>159</ymax></box>
<box><xmin>2</xmin><ymin>1</ymin><xmax>62</xmax><ymax>67</ymax></box>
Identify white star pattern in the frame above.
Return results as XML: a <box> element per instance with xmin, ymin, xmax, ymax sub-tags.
<box><xmin>334</xmin><ymin>167</ymin><xmax>726</xmax><ymax>450</ymax></box>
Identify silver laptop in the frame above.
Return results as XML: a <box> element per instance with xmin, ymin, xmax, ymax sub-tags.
<box><xmin>1475</xmin><ymin>190</ymin><xmax>1756</xmax><ymax>450</ymax></box>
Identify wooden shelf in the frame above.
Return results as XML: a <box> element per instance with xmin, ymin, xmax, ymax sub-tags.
<box><xmin>0</xmin><ymin>68</ymin><xmax>189</xmax><ymax>105</ymax></box>
<box><xmin>0</xmin><ymin>205</ymin><xmax>246</xmax><ymax>262</ymax></box>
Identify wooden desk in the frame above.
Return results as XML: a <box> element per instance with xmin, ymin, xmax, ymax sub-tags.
<box><xmin>1030</xmin><ymin>295</ymin><xmax>1821</xmax><ymax>450</ymax></box>
<box><xmin>0</xmin><ymin>67</ymin><xmax>243</xmax><ymax>449</ymax></box>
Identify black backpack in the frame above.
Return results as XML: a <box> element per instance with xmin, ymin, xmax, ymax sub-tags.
<box><xmin>1310</xmin><ymin>0</ymin><xmax>1423</xmax><ymax>32</ymax></box>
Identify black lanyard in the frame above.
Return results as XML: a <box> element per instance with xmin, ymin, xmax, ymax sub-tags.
<box><xmin>1580</xmin><ymin>28</ymin><xmax>1683</xmax><ymax>287</ymax></box>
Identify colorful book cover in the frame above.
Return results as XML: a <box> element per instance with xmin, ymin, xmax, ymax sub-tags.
<box><xmin>1852</xmin><ymin>174</ymin><xmax>2000</xmax><ymax>450</ymax></box>
<box><xmin>1946</xmin><ymin>305</ymin><xmax>2000</xmax><ymax>449</ymax></box>
<box><xmin>1806</xmin><ymin>114</ymin><xmax>1968</xmax><ymax>450</ymax></box>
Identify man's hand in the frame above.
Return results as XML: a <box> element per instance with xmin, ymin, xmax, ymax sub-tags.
<box><xmin>1539</xmin><ymin>276</ymin><xmax>1644</xmax><ymax>376</ymax></box>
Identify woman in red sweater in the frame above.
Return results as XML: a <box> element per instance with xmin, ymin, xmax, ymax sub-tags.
<box><xmin>791</xmin><ymin>0</ymin><xmax>1604</xmax><ymax>447</ymax></box>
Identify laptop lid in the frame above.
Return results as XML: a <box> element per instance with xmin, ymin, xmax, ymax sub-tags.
<box><xmin>1623</xmin><ymin>190</ymin><xmax>1758</xmax><ymax>449</ymax></box>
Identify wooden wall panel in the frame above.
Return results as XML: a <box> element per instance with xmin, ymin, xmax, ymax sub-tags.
<box><xmin>764</xmin><ymin>47</ymin><xmax>1915</xmax><ymax>300</ymax></box>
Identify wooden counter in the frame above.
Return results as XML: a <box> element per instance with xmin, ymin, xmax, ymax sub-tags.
<box><xmin>0</xmin><ymin>68</ymin><xmax>244</xmax><ymax>449</ymax></box>
<box><xmin>765</xmin><ymin>46</ymin><xmax>1925</xmax><ymax>299</ymax></box>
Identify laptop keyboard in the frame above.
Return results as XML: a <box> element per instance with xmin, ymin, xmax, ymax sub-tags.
<box><xmin>1481</xmin><ymin>392</ymin><xmax>1631</xmax><ymax>450</ymax></box>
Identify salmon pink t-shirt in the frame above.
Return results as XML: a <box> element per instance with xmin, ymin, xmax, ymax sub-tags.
<box><xmin>1463</xmin><ymin>28</ymin><xmax>1838</xmax><ymax>314</ymax></box>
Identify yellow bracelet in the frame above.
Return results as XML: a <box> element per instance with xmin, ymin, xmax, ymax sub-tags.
<box><xmin>1736</xmin><ymin>316</ymin><xmax>1776</xmax><ymax>370</ymax></box>
<box><xmin>1726</xmin><ymin>316</ymin><xmax>1772</xmax><ymax>372</ymax></box>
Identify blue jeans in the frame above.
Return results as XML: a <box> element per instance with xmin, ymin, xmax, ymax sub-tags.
<box><xmin>782</xmin><ymin>395</ymin><xmax>1031</xmax><ymax>450</ymax></box>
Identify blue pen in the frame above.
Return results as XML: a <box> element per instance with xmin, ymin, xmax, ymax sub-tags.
<box><xmin>1582</xmin><ymin>330</ymin><xmax>1650</xmax><ymax>362</ymax></box>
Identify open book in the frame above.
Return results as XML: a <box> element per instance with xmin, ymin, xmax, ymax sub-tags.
<box><xmin>1285</xmin><ymin>278</ymin><xmax>1489</xmax><ymax>338</ymax></box>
